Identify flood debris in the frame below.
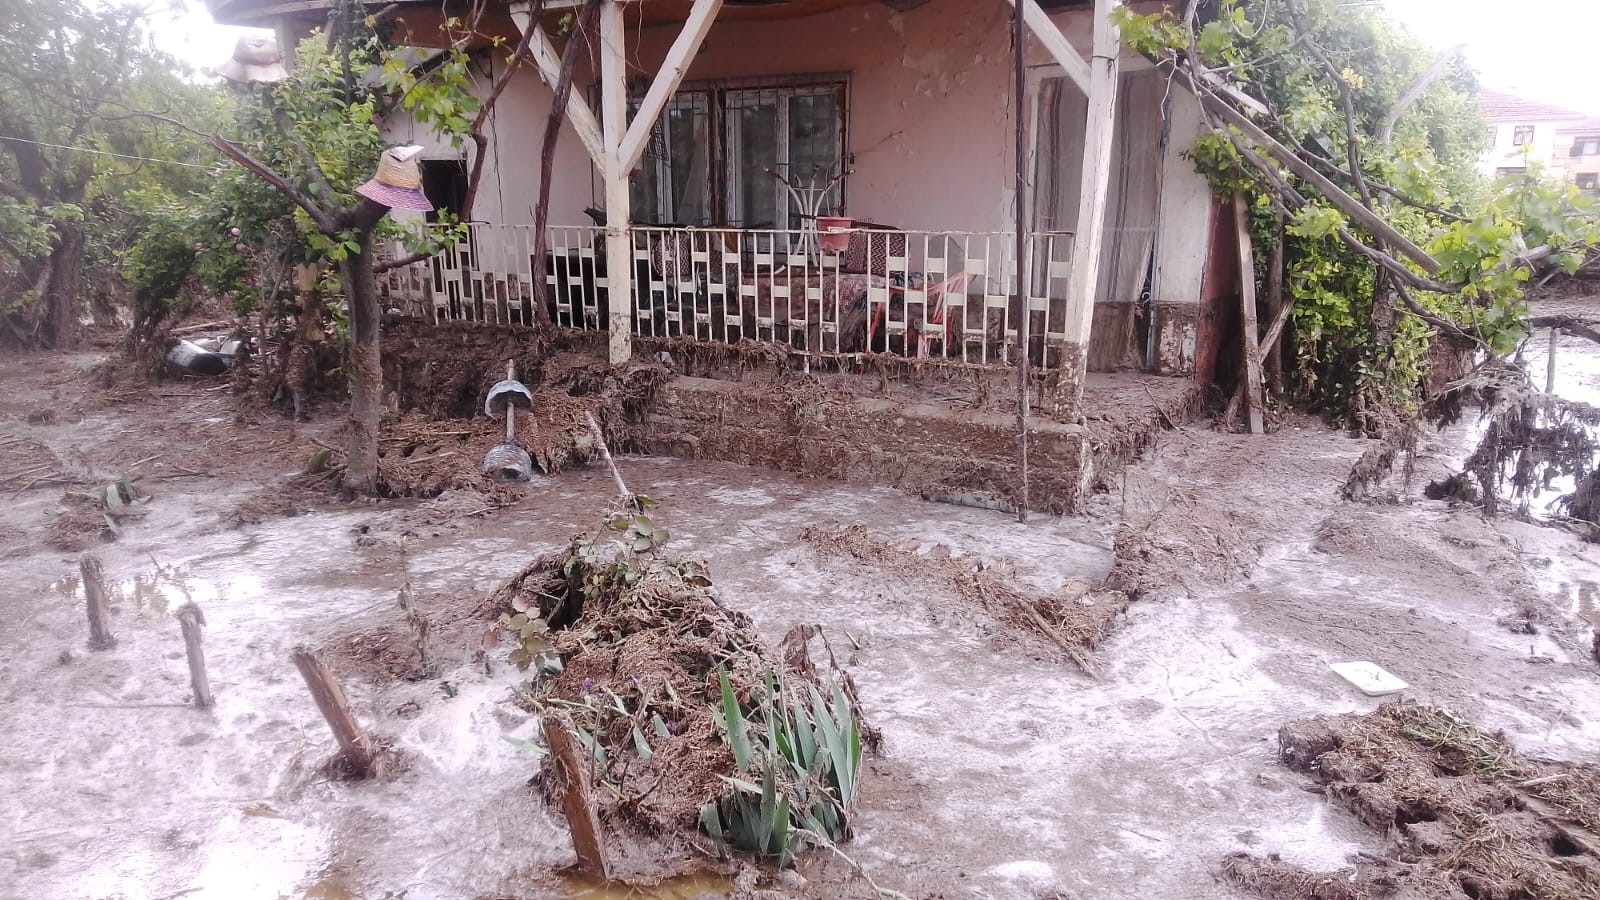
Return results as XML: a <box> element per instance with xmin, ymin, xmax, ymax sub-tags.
<box><xmin>176</xmin><ymin>602</ymin><xmax>212</xmax><ymax>709</ymax></box>
<box><xmin>487</xmin><ymin>508</ymin><xmax>872</xmax><ymax>882</ymax></box>
<box><xmin>541</xmin><ymin>709</ymin><xmax>611</xmax><ymax>879</ymax></box>
<box><xmin>79</xmin><ymin>555</ymin><xmax>116</xmax><ymax>650</ymax></box>
<box><xmin>290</xmin><ymin>645</ymin><xmax>390</xmax><ymax>778</ymax></box>
<box><xmin>1228</xmin><ymin>702</ymin><xmax>1600</xmax><ymax>900</ymax></box>
<box><xmin>802</xmin><ymin>523</ymin><xmax>1126</xmax><ymax>675</ymax></box>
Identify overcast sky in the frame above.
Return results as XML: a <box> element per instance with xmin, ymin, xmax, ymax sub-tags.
<box><xmin>146</xmin><ymin>0</ymin><xmax>1600</xmax><ymax>114</ymax></box>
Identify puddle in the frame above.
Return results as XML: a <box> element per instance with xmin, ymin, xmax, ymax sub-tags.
<box><xmin>51</xmin><ymin>564</ymin><xmax>264</xmax><ymax>617</ymax></box>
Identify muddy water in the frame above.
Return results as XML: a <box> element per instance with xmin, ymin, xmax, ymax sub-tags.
<box><xmin>3</xmin><ymin>345</ymin><xmax>1600</xmax><ymax>899</ymax></box>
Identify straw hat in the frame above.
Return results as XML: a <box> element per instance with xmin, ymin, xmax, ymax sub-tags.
<box><xmin>214</xmin><ymin>35</ymin><xmax>288</xmax><ymax>85</ymax></box>
<box><xmin>356</xmin><ymin>145</ymin><xmax>434</xmax><ymax>212</ymax></box>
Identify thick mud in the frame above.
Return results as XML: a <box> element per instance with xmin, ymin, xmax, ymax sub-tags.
<box><xmin>0</xmin><ymin>319</ymin><xmax>1597</xmax><ymax>899</ymax></box>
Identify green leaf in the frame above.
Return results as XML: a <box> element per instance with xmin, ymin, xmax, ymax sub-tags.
<box><xmin>631</xmin><ymin>725</ymin><xmax>653</xmax><ymax>760</ymax></box>
<box><xmin>502</xmin><ymin>735</ymin><xmax>547</xmax><ymax>756</ymax></box>
<box><xmin>652</xmin><ymin>712</ymin><xmax>671</xmax><ymax>738</ymax></box>
<box><xmin>718</xmin><ymin>667</ymin><xmax>752</xmax><ymax>771</ymax></box>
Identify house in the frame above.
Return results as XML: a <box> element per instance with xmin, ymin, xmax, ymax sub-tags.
<box><xmin>207</xmin><ymin>0</ymin><xmax>1239</xmax><ymax>428</ymax></box>
<box><xmin>1481</xmin><ymin>89</ymin><xmax>1600</xmax><ymax>191</ymax></box>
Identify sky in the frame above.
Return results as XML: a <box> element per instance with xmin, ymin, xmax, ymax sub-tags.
<box><xmin>148</xmin><ymin>0</ymin><xmax>1600</xmax><ymax>114</ymax></box>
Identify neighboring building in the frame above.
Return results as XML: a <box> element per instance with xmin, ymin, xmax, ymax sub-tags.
<box><xmin>1481</xmin><ymin>89</ymin><xmax>1600</xmax><ymax>192</ymax></box>
<box><xmin>206</xmin><ymin>0</ymin><xmax>1246</xmax><ymax>402</ymax></box>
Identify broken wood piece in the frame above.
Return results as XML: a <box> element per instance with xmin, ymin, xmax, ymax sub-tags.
<box><xmin>176</xmin><ymin>602</ymin><xmax>213</xmax><ymax>709</ymax></box>
<box><xmin>1224</xmin><ymin>292</ymin><xmax>1298</xmax><ymax>425</ymax></box>
<box><xmin>80</xmin><ymin>556</ymin><xmax>116</xmax><ymax>650</ymax></box>
<box><xmin>1546</xmin><ymin>326</ymin><xmax>1558</xmax><ymax>394</ymax></box>
<box><xmin>583</xmin><ymin>412</ymin><xmax>631</xmax><ymax>501</ymax></box>
<box><xmin>291</xmin><ymin>646</ymin><xmax>380</xmax><ymax>777</ymax></box>
<box><xmin>542</xmin><ymin>710</ymin><xmax>610</xmax><ymax>879</ymax></box>
<box><xmin>1233</xmin><ymin>193</ymin><xmax>1266</xmax><ymax>434</ymax></box>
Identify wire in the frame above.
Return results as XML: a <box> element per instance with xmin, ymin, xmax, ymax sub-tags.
<box><xmin>0</xmin><ymin>134</ymin><xmax>214</xmax><ymax>169</ymax></box>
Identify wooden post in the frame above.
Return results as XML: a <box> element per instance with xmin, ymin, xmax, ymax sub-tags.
<box><xmin>600</xmin><ymin>0</ymin><xmax>633</xmax><ymax>366</ymax></box>
<box><xmin>1063</xmin><ymin>0</ymin><xmax>1121</xmax><ymax>415</ymax></box>
<box><xmin>80</xmin><ymin>556</ymin><xmax>116</xmax><ymax>650</ymax></box>
<box><xmin>1012</xmin><ymin>0</ymin><xmax>1031</xmax><ymax>524</ymax></box>
<box><xmin>542</xmin><ymin>711</ymin><xmax>610</xmax><ymax>878</ymax></box>
<box><xmin>176</xmin><ymin>602</ymin><xmax>213</xmax><ymax>709</ymax></box>
<box><xmin>1546</xmin><ymin>326</ymin><xmax>1559</xmax><ymax>394</ymax></box>
<box><xmin>1265</xmin><ymin>211</ymin><xmax>1285</xmax><ymax>381</ymax></box>
<box><xmin>291</xmin><ymin>646</ymin><xmax>379</xmax><ymax>776</ymax></box>
<box><xmin>1232</xmin><ymin>193</ymin><xmax>1266</xmax><ymax>434</ymax></box>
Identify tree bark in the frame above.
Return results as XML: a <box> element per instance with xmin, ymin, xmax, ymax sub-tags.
<box><xmin>531</xmin><ymin>0</ymin><xmax>601</xmax><ymax>325</ymax></box>
<box><xmin>340</xmin><ymin>200</ymin><xmax>389</xmax><ymax>496</ymax></box>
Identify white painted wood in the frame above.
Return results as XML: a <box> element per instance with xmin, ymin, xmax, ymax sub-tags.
<box><xmin>1063</xmin><ymin>0</ymin><xmax>1119</xmax><ymax>361</ymax></box>
<box><xmin>512</xmin><ymin>2</ymin><xmax>608</xmax><ymax>167</ymax></box>
<box><xmin>1005</xmin><ymin>0</ymin><xmax>1091</xmax><ymax>95</ymax></box>
<box><xmin>1232</xmin><ymin>193</ymin><xmax>1265</xmax><ymax>435</ymax></box>
<box><xmin>1150</xmin><ymin>93</ymin><xmax>1210</xmax><ymax>306</ymax></box>
<box><xmin>618</xmin><ymin>0</ymin><xmax>722</xmax><ymax>174</ymax></box>
<box><xmin>600</xmin><ymin>0</ymin><xmax>633</xmax><ymax>365</ymax></box>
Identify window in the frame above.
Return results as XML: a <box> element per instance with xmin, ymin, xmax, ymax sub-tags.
<box><xmin>1513</xmin><ymin>125</ymin><xmax>1535</xmax><ymax>146</ymax></box>
<box><xmin>1572</xmin><ymin>136</ymin><xmax>1600</xmax><ymax>157</ymax></box>
<box><xmin>1496</xmin><ymin>166</ymin><xmax>1527</xmax><ymax>178</ymax></box>
<box><xmin>612</xmin><ymin>75</ymin><xmax>849</xmax><ymax>228</ymax></box>
<box><xmin>1577</xmin><ymin>173</ymin><xmax>1599</xmax><ymax>193</ymax></box>
<box><xmin>420</xmin><ymin>159</ymin><xmax>468</xmax><ymax>223</ymax></box>
<box><xmin>1485</xmin><ymin>125</ymin><xmax>1498</xmax><ymax>146</ymax></box>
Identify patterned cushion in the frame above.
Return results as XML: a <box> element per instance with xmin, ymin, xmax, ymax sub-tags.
<box><xmin>842</xmin><ymin>227</ymin><xmax>906</xmax><ymax>275</ymax></box>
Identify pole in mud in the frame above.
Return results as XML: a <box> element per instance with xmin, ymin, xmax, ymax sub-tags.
<box><xmin>291</xmin><ymin>646</ymin><xmax>380</xmax><ymax>777</ymax></box>
<box><xmin>1546</xmin><ymin>327</ymin><xmax>1559</xmax><ymax>394</ymax></box>
<box><xmin>542</xmin><ymin>711</ymin><xmax>610</xmax><ymax>879</ymax></box>
<box><xmin>80</xmin><ymin>556</ymin><xmax>116</xmax><ymax>650</ymax></box>
<box><xmin>176</xmin><ymin>602</ymin><xmax>213</xmax><ymax>709</ymax></box>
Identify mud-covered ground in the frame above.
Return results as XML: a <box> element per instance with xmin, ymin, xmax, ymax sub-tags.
<box><xmin>0</xmin><ymin>309</ymin><xmax>1597</xmax><ymax>899</ymax></box>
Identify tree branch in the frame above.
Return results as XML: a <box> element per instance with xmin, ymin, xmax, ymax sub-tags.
<box><xmin>1379</xmin><ymin>45</ymin><xmax>1465</xmax><ymax>145</ymax></box>
<box><xmin>209</xmin><ymin>135</ymin><xmax>338</xmax><ymax>234</ymax></box>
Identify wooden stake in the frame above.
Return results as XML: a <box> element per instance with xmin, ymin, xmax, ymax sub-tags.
<box><xmin>80</xmin><ymin>556</ymin><xmax>116</xmax><ymax>650</ymax></box>
<box><xmin>1265</xmin><ymin>210</ymin><xmax>1286</xmax><ymax>381</ymax></box>
<box><xmin>291</xmin><ymin>646</ymin><xmax>379</xmax><ymax>777</ymax></box>
<box><xmin>1232</xmin><ymin>193</ymin><xmax>1266</xmax><ymax>434</ymax></box>
<box><xmin>1546</xmin><ymin>326</ymin><xmax>1559</xmax><ymax>394</ymax></box>
<box><xmin>542</xmin><ymin>710</ymin><xmax>610</xmax><ymax>879</ymax></box>
<box><xmin>584</xmin><ymin>412</ymin><xmax>632</xmax><ymax>501</ymax></box>
<box><xmin>176</xmin><ymin>602</ymin><xmax>213</xmax><ymax>709</ymax></box>
<box><xmin>505</xmin><ymin>360</ymin><xmax>518</xmax><ymax>443</ymax></box>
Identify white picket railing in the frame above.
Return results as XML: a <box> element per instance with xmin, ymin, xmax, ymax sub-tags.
<box><xmin>381</xmin><ymin>223</ymin><xmax>1077</xmax><ymax>369</ymax></box>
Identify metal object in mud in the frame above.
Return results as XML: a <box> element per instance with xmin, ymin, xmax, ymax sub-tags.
<box><xmin>483</xmin><ymin>361</ymin><xmax>537</xmax><ymax>481</ymax></box>
<box><xmin>483</xmin><ymin>442</ymin><xmax>535</xmax><ymax>481</ymax></box>
<box><xmin>166</xmin><ymin>339</ymin><xmax>233</xmax><ymax>376</ymax></box>
<box><xmin>484</xmin><ymin>377</ymin><xmax>534</xmax><ymax>416</ymax></box>
<box><xmin>1329</xmin><ymin>661</ymin><xmax>1409</xmax><ymax>696</ymax></box>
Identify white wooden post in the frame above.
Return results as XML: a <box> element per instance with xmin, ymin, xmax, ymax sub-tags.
<box><xmin>617</xmin><ymin>0</ymin><xmax>723</xmax><ymax>175</ymax></box>
<box><xmin>511</xmin><ymin>2</ymin><xmax>607</xmax><ymax>166</ymax></box>
<box><xmin>600</xmin><ymin>0</ymin><xmax>633</xmax><ymax>365</ymax></box>
<box><xmin>1004</xmin><ymin>0</ymin><xmax>1091</xmax><ymax>93</ymax></box>
<box><xmin>1064</xmin><ymin>0</ymin><xmax>1120</xmax><ymax>399</ymax></box>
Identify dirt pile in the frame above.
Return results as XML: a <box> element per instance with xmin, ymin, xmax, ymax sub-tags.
<box><xmin>1227</xmin><ymin>702</ymin><xmax>1600</xmax><ymax>900</ymax></box>
<box><xmin>322</xmin><ymin>358</ymin><xmax>668</xmax><ymax>500</ymax></box>
<box><xmin>801</xmin><ymin>522</ymin><xmax>1126</xmax><ymax>674</ymax></box>
<box><xmin>487</xmin><ymin>523</ymin><xmax>867</xmax><ymax>878</ymax></box>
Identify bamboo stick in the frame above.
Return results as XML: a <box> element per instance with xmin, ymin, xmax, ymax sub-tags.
<box><xmin>80</xmin><ymin>556</ymin><xmax>116</xmax><ymax>650</ymax></box>
<box><xmin>291</xmin><ymin>646</ymin><xmax>379</xmax><ymax>776</ymax></box>
<box><xmin>176</xmin><ymin>603</ymin><xmax>213</xmax><ymax>709</ymax></box>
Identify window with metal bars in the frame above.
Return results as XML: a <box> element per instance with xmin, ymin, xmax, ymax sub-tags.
<box><xmin>604</xmin><ymin>74</ymin><xmax>849</xmax><ymax>228</ymax></box>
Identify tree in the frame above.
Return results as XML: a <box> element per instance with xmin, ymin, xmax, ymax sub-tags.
<box><xmin>1119</xmin><ymin>0</ymin><xmax>1600</xmax><ymax>431</ymax></box>
<box><xmin>0</xmin><ymin>0</ymin><xmax>215</xmax><ymax>348</ymax></box>
<box><xmin>205</xmin><ymin>0</ymin><xmax>589</xmax><ymax>495</ymax></box>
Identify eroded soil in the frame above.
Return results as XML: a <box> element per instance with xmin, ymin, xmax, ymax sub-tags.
<box><xmin>0</xmin><ymin>335</ymin><xmax>1596</xmax><ymax>899</ymax></box>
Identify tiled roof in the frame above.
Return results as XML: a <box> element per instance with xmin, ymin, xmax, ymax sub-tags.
<box><xmin>1481</xmin><ymin>90</ymin><xmax>1588</xmax><ymax>123</ymax></box>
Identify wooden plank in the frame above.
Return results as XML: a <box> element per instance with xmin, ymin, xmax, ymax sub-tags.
<box><xmin>600</xmin><ymin>0</ymin><xmax>633</xmax><ymax>365</ymax></box>
<box><xmin>291</xmin><ymin>646</ymin><xmax>380</xmax><ymax>777</ymax></box>
<box><xmin>1232</xmin><ymin>192</ymin><xmax>1266</xmax><ymax>435</ymax></box>
<box><xmin>542</xmin><ymin>711</ymin><xmax>610</xmax><ymax>878</ymax></box>
<box><xmin>176</xmin><ymin>602</ymin><xmax>213</xmax><ymax>709</ymax></box>
<box><xmin>1265</xmin><ymin>209</ymin><xmax>1285</xmax><ymax>379</ymax></box>
<box><xmin>514</xmin><ymin>4</ymin><xmax>608</xmax><ymax>168</ymax></box>
<box><xmin>616</xmin><ymin>0</ymin><xmax>723</xmax><ymax>174</ymax></box>
<box><xmin>80</xmin><ymin>556</ymin><xmax>116</xmax><ymax>651</ymax></box>
<box><xmin>1005</xmin><ymin>0</ymin><xmax>1092</xmax><ymax>95</ymax></box>
<box><xmin>1063</xmin><ymin>0</ymin><xmax>1120</xmax><ymax>367</ymax></box>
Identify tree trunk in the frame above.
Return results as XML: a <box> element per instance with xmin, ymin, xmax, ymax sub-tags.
<box><xmin>342</xmin><ymin>224</ymin><xmax>383</xmax><ymax>496</ymax></box>
<box><xmin>43</xmin><ymin>219</ymin><xmax>85</xmax><ymax>349</ymax></box>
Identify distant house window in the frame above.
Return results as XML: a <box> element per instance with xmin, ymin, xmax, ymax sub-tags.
<box><xmin>1513</xmin><ymin>126</ymin><xmax>1535</xmax><ymax>146</ymax></box>
<box><xmin>1577</xmin><ymin>173</ymin><xmax>1599</xmax><ymax>193</ymax></box>
<box><xmin>1497</xmin><ymin>166</ymin><xmax>1527</xmax><ymax>178</ymax></box>
<box><xmin>1573</xmin><ymin>136</ymin><xmax>1600</xmax><ymax>157</ymax></box>
<box><xmin>1485</xmin><ymin>125</ymin><xmax>1498</xmax><ymax>145</ymax></box>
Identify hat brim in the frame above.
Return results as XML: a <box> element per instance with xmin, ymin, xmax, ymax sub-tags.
<box><xmin>357</xmin><ymin>180</ymin><xmax>434</xmax><ymax>213</ymax></box>
<box><xmin>214</xmin><ymin>58</ymin><xmax>288</xmax><ymax>84</ymax></box>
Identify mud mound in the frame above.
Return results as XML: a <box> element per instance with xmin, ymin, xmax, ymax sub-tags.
<box><xmin>322</xmin><ymin>590</ymin><xmax>489</xmax><ymax>682</ymax></box>
<box><xmin>487</xmin><ymin>530</ymin><xmax>867</xmax><ymax>878</ymax></box>
<box><xmin>1228</xmin><ymin>703</ymin><xmax>1600</xmax><ymax>900</ymax></box>
<box><xmin>801</xmin><ymin>523</ymin><xmax>1125</xmax><ymax>674</ymax></box>
<box><xmin>491</xmin><ymin>546</ymin><xmax>762</xmax><ymax>838</ymax></box>
<box><xmin>1107</xmin><ymin>487</ymin><xmax>1259</xmax><ymax>603</ymax></box>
